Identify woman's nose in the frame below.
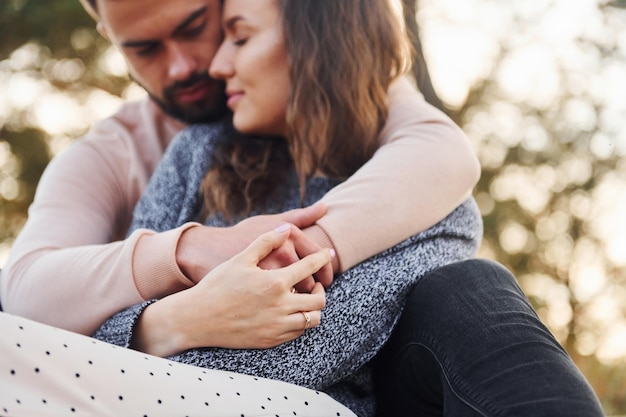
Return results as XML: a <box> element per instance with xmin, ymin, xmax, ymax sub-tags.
<box><xmin>209</xmin><ymin>42</ymin><xmax>235</xmax><ymax>80</ymax></box>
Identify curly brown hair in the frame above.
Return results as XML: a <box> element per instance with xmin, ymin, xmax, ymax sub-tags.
<box><xmin>200</xmin><ymin>0</ymin><xmax>411</xmax><ymax>221</ymax></box>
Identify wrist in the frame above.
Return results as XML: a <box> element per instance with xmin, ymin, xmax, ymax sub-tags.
<box><xmin>130</xmin><ymin>296</ymin><xmax>189</xmax><ymax>357</ymax></box>
<box><xmin>176</xmin><ymin>224</ymin><xmax>223</xmax><ymax>283</ymax></box>
<box><xmin>303</xmin><ymin>224</ymin><xmax>340</xmax><ymax>273</ymax></box>
<box><xmin>132</xmin><ymin>225</ymin><xmax>198</xmax><ymax>298</ymax></box>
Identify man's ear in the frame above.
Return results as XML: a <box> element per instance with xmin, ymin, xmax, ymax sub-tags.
<box><xmin>96</xmin><ymin>22</ymin><xmax>110</xmax><ymax>40</ymax></box>
<box><xmin>78</xmin><ymin>0</ymin><xmax>99</xmax><ymax>22</ymax></box>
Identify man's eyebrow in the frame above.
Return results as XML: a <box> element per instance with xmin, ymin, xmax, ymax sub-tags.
<box><xmin>121</xmin><ymin>6</ymin><xmax>209</xmax><ymax>49</ymax></box>
<box><xmin>172</xmin><ymin>5</ymin><xmax>209</xmax><ymax>37</ymax></box>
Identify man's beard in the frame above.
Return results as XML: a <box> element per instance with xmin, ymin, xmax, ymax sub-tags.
<box><xmin>135</xmin><ymin>72</ymin><xmax>229</xmax><ymax>124</ymax></box>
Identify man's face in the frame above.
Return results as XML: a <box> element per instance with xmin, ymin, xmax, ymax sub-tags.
<box><xmin>97</xmin><ymin>0</ymin><xmax>226</xmax><ymax>124</ymax></box>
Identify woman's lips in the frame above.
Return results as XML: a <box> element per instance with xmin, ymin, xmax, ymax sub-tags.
<box><xmin>226</xmin><ymin>92</ymin><xmax>244</xmax><ymax>109</ymax></box>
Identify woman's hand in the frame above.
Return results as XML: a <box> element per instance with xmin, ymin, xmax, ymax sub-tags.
<box><xmin>132</xmin><ymin>225</ymin><xmax>333</xmax><ymax>357</ymax></box>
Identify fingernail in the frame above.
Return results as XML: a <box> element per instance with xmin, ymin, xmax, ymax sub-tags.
<box><xmin>329</xmin><ymin>249</ymin><xmax>336</xmax><ymax>258</ymax></box>
<box><xmin>275</xmin><ymin>223</ymin><xmax>290</xmax><ymax>233</ymax></box>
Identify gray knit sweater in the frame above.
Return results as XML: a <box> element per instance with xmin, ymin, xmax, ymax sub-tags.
<box><xmin>93</xmin><ymin>123</ymin><xmax>483</xmax><ymax>416</ymax></box>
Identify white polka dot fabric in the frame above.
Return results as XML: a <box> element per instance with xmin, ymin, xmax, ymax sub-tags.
<box><xmin>0</xmin><ymin>312</ymin><xmax>355</xmax><ymax>417</ymax></box>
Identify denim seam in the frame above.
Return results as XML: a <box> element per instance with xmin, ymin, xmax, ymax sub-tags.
<box><xmin>404</xmin><ymin>339</ymin><xmax>500</xmax><ymax>417</ymax></box>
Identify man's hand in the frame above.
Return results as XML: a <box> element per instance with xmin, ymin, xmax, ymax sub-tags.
<box><xmin>134</xmin><ymin>227</ymin><xmax>332</xmax><ymax>357</ymax></box>
<box><xmin>175</xmin><ymin>203</ymin><xmax>334</xmax><ymax>290</ymax></box>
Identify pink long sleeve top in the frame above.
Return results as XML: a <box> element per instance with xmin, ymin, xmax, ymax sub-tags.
<box><xmin>0</xmin><ymin>78</ymin><xmax>480</xmax><ymax>334</ymax></box>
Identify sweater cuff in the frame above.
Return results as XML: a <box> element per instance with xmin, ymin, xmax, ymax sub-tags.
<box><xmin>303</xmin><ymin>224</ymin><xmax>341</xmax><ymax>273</ymax></box>
<box><xmin>131</xmin><ymin>223</ymin><xmax>201</xmax><ymax>300</ymax></box>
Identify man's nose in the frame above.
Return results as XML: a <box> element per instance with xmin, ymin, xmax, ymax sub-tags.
<box><xmin>168</xmin><ymin>45</ymin><xmax>197</xmax><ymax>81</ymax></box>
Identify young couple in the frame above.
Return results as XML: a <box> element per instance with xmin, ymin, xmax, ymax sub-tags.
<box><xmin>0</xmin><ymin>0</ymin><xmax>604</xmax><ymax>416</ymax></box>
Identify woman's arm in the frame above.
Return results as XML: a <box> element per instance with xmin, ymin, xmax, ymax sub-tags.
<box><xmin>94</xmin><ymin>198</ymin><xmax>483</xmax><ymax>390</ymax></box>
<box><xmin>308</xmin><ymin>77</ymin><xmax>480</xmax><ymax>272</ymax></box>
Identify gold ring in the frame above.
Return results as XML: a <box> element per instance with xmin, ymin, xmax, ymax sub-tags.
<box><xmin>301</xmin><ymin>311</ymin><xmax>311</xmax><ymax>330</ymax></box>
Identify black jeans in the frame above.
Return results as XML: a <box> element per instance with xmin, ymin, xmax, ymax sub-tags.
<box><xmin>373</xmin><ymin>259</ymin><xmax>604</xmax><ymax>417</ymax></box>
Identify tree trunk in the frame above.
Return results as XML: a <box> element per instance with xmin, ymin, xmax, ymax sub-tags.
<box><xmin>401</xmin><ymin>0</ymin><xmax>447</xmax><ymax>113</ymax></box>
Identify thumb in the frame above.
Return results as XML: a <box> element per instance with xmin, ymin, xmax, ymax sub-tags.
<box><xmin>280</xmin><ymin>202</ymin><xmax>327</xmax><ymax>228</ymax></box>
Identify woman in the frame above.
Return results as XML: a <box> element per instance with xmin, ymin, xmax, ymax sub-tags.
<box><xmin>94</xmin><ymin>0</ymin><xmax>604</xmax><ymax>416</ymax></box>
<box><xmin>95</xmin><ymin>0</ymin><xmax>481</xmax><ymax>415</ymax></box>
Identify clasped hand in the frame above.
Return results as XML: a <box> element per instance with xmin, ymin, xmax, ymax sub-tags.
<box><xmin>133</xmin><ymin>224</ymin><xmax>333</xmax><ymax>357</ymax></box>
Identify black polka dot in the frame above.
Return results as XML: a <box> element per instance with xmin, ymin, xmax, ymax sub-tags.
<box><xmin>34</xmin><ymin>368</ymin><xmax>40</xmax><ymax>373</ymax></box>
<box><xmin>16</xmin><ymin>343</ymin><xmax>21</xmax><ymax>348</ymax></box>
<box><xmin>180</xmin><ymin>395</ymin><xmax>185</xmax><ymax>400</ymax></box>
<box><xmin>10</xmin><ymin>369</ymin><xmax>16</xmax><ymax>375</ymax></box>
<box><xmin>71</xmin><ymin>407</ymin><xmax>76</xmax><ymax>412</ymax></box>
<box><xmin>19</xmin><ymin>326</ymin><xmax>24</xmax><ymax>330</ymax></box>
<box><xmin>120</xmin><ymin>369</ymin><xmax>125</xmax><ymax>374</ymax></box>
<box><xmin>157</xmin><ymin>399</ymin><xmax>162</xmax><ymax>404</ymax></box>
<box><xmin>236</xmin><ymin>392</ymin><xmax>241</xmax><ymax>396</ymax></box>
<box><xmin>88</xmin><ymin>360</ymin><xmax>93</xmax><ymax>365</ymax></box>
<box><xmin>305</xmin><ymin>401</ymin><xmax>309</xmax><ymax>406</ymax></box>
<box><xmin>204</xmin><ymin>402</ymin><xmax>209</xmax><ymax>406</ymax></box>
<box><xmin>216</xmin><ymin>393</ymin><xmax>221</xmax><ymax>397</ymax></box>
<box><xmin>42</xmin><ymin>399</ymin><xmax>47</xmax><ymax>404</ymax></box>
<box><xmin>118</xmin><ymin>395</ymin><xmax>123</xmax><ymax>401</ymax></box>
<box><xmin>90</xmin><ymin>396</ymin><xmax>95</xmax><ymax>400</ymax></box>
<box><xmin>75</xmin><ymin>373</ymin><xmax>80</xmax><ymax>378</ymax></box>
<box><xmin>46</xmin><ymin>351</ymin><xmax>51</xmax><ymax>355</ymax></box>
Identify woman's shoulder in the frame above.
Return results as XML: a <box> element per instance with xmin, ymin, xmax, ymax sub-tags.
<box><xmin>168</xmin><ymin>123</ymin><xmax>230</xmax><ymax>154</ymax></box>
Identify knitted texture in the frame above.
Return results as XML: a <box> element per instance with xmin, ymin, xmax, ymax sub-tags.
<box><xmin>94</xmin><ymin>123</ymin><xmax>483</xmax><ymax>416</ymax></box>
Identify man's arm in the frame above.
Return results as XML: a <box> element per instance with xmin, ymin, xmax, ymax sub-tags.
<box><xmin>1</xmin><ymin>79</ymin><xmax>479</xmax><ymax>336</ymax></box>
<box><xmin>310</xmin><ymin>77</ymin><xmax>480</xmax><ymax>272</ymax></box>
<box><xmin>94</xmin><ymin>198</ymin><xmax>483</xmax><ymax>390</ymax></box>
<box><xmin>0</xmin><ymin>127</ymin><xmax>153</xmax><ymax>334</ymax></box>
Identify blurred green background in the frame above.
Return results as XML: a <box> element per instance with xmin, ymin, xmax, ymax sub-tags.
<box><xmin>1</xmin><ymin>0</ymin><xmax>625</xmax><ymax>413</ymax></box>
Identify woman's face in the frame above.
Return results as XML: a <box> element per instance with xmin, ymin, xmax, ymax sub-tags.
<box><xmin>209</xmin><ymin>0</ymin><xmax>290</xmax><ymax>136</ymax></box>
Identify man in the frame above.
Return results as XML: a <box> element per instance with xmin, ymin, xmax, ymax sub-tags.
<box><xmin>0</xmin><ymin>0</ymin><xmax>480</xmax><ymax>334</ymax></box>
<box><xmin>0</xmin><ymin>2</ymin><xmax>605</xmax><ymax>416</ymax></box>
